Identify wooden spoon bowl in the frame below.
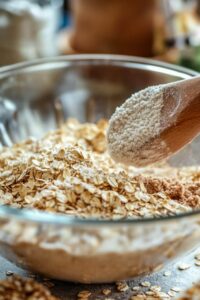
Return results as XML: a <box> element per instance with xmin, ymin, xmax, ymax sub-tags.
<box><xmin>108</xmin><ymin>76</ymin><xmax>200</xmax><ymax>167</ymax></box>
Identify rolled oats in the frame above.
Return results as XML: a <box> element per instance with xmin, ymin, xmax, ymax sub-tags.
<box><xmin>102</xmin><ymin>288</ymin><xmax>111</xmax><ymax>295</ymax></box>
<box><xmin>0</xmin><ymin>275</ymin><xmax>58</xmax><ymax>300</ymax></box>
<box><xmin>163</xmin><ymin>271</ymin><xmax>171</xmax><ymax>277</ymax></box>
<box><xmin>116</xmin><ymin>281</ymin><xmax>129</xmax><ymax>292</ymax></box>
<box><xmin>195</xmin><ymin>253</ymin><xmax>200</xmax><ymax>260</ymax></box>
<box><xmin>77</xmin><ymin>290</ymin><xmax>91</xmax><ymax>299</ymax></box>
<box><xmin>195</xmin><ymin>261</ymin><xmax>200</xmax><ymax>266</ymax></box>
<box><xmin>0</xmin><ymin>119</ymin><xmax>199</xmax><ymax>219</ymax></box>
<box><xmin>178</xmin><ymin>264</ymin><xmax>191</xmax><ymax>271</ymax></box>
<box><xmin>141</xmin><ymin>281</ymin><xmax>151</xmax><ymax>288</ymax></box>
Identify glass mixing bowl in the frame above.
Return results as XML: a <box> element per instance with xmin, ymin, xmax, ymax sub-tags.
<box><xmin>0</xmin><ymin>55</ymin><xmax>200</xmax><ymax>283</ymax></box>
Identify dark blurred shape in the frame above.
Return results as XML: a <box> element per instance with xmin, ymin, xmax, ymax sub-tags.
<box><xmin>197</xmin><ymin>0</ymin><xmax>200</xmax><ymax>15</ymax></box>
<box><xmin>63</xmin><ymin>0</ymin><xmax>70</xmax><ymax>11</ymax></box>
<box><xmin>60</xmin><ymin>0</ymin><xmax>158</xmax><ymax>57</ymax></box>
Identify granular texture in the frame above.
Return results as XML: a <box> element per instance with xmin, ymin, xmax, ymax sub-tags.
<box><xmin>0</xmin><ymin>275</ymin><xmax>58</xmax><ymax>300</ymax></box>
<box><xmin>0</xmin><ymin>119</ymin><xmax>200</xmax><ymax>219</ymax></box>
<box><xmin>107</xmin><ymin>85</ymin><xmax>170</xmax><ymax>167</ymax></box>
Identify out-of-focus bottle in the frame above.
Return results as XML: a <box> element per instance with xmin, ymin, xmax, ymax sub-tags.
<box><xmin>156</xmin><ymin>0</ymin><xmax>200</xmax><ymax>70</ymax></box>
<box><xmin>60</xmin><ymin>0</ymin><xmax>158</xmax><ymax>57</ymax></box>
<box><xmin>0</xmin><ymin>0</ymin><xmax>63</xmax><ymax>66</ymax></box>
<box><xmin>179</xmin><ymin>0</ymin><xmax>200</xmax><ymax>71</ymax></box>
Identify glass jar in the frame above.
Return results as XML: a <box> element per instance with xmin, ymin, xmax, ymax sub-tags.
<box><xmin>0</xmin><ymin>0</ymin><xmax>63</xmax><ymax>66</ymax></box>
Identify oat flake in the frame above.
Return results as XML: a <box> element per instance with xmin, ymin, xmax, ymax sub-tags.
<box><xmin>0</xmin><ymin>119</ymin><xmax>199</xmax><ymax>220</ymax></box>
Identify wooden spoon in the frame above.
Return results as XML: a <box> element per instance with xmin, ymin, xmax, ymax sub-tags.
<box><xmin>107</xmin><ymin>76</ymin><xmax>200</xmax><ymax>167</ymax></box>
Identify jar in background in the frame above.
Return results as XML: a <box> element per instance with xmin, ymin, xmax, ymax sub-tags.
<box><xmin>0</xmin><ymin>0</ymin><xmax>63</xmax><ymax>66</ymax></box>
<box><xmin>65</xmin><ymin>0</ymin><xmax>158</xmax><ymax>57</ymax></box>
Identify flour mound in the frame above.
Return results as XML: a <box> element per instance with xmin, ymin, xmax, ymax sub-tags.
<box><xmin>107</xmin><ymin>85</ymin><xmax>167</xmax><ymax>166</ymax></box>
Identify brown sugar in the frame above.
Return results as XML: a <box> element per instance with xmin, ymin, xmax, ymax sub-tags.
<box><xmin>142</xmin><ymin>176</ymin><xmax>200</xmax><ymax>208</ymax></box>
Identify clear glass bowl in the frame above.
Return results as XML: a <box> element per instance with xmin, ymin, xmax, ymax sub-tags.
<box><xmin>0</xmin><ymin>55</ymin><xmax>200</xmax><ymax>283</ymax></box>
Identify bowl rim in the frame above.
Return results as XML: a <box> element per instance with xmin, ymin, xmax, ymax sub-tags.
<box><xmin>0</xmin><ymin>54</ymin><xmax>198</xmax><ymax>78</ymax></box>
<box><xmin>0</xmin><ymin>54</ymin><xmax>199</xmax><ymax>226</ymax></box>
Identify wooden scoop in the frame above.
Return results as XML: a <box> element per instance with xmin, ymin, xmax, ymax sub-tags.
<box><xmin>153</xmin><ymin>76</ymin><xmax>200</xmax><ymax>165</ymax></box>
<box><xmin>108</xmin><ymin>76</ymin><xmax>200</xmax><ymax>167</ymax></box>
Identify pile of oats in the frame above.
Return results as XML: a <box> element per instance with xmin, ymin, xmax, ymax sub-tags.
<box><xmin>0</xmin><ymin>275</ymin><xmax>58</xmax><ymax>300</ymax></box>
<box><xmin>0</xmin><ymin>119</ymin><xmax>200</xmax><ymax>219</ymax></box>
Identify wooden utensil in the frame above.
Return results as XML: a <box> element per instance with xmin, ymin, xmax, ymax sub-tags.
<box><xmin>108</xmin><ymin>76</ymin><xmax>200</xmax><ymax>167</ymax></box>
<box><xmin>158</xmin><ymin>76</ymin><xmax>200</xmax><ymax>165</ymax></box>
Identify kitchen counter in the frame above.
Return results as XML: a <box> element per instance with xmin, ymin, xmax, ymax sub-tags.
<box><xmin>0</xmin><ymin>247</ymin><xmax>200</xmax><ymax>299</ymax></box>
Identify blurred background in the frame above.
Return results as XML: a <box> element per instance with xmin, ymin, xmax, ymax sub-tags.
<box><xmin>0</xmin><ymin>0</ymin><xmax>200</xmax><ymax>71</ymax></box>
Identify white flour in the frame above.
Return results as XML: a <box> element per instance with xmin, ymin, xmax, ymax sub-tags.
<box><xmin>0</xmin><ymin>1</ymin><xmax>59</xmax><ymax>66</ymax></box>
<box><xmin>107</xmin><ymin>85</ymin><xmax>168</xmax><ymax>167</ymax></box>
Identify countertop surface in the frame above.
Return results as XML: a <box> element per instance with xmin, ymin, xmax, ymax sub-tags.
<box><xmin>0</xmin><ymin>248</ymin><xmax>200</xmax><ymax>299</ymax></box>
